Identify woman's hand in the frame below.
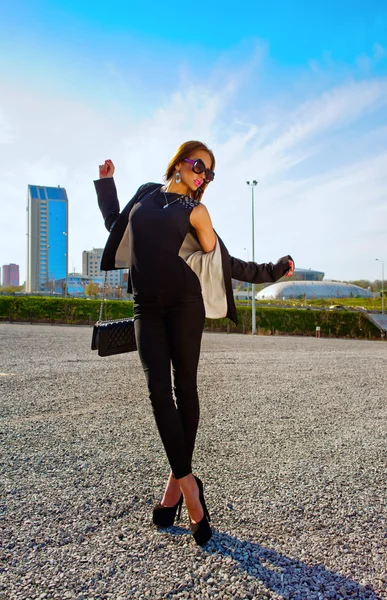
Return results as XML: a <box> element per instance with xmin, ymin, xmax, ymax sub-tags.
<box><xmin>284</xmin><ymin>259</ymin><xmax>295</xmax><ymax>277</ymax></box>
<box><xmin>99</xmin><ymin>159</ymin><xmax>115</xmax><ymax>179</ymax></box>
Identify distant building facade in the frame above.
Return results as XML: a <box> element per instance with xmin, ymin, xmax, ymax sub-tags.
<box><xmin>53</xmin><ymin>273</ymin><xmax>103</xmax><ymax>297</ymax></box>
<box><xmin>82</xmin><ymin>248</ymin><xmax>124</xmax><ymax>288</ymax></box>
<box><xmin>2</xmin><ymin>263</ymin><xmax>20</xmax><ymax>287</ymax></box>
<box><xmin>26</xmin><ymin>185</ymin><xmax>68</xmax><ymax>293</ymax></box>
<box><xmin>290</xmin><ymin>268</ymin><xmax>325</xmax><ymax>281</ymax></box>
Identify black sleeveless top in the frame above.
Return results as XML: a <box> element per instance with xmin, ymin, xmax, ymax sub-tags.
<box><xmin>128</xmin><ymin>187</ymin><xmax>202</xmax><ymax>296</ymax></box>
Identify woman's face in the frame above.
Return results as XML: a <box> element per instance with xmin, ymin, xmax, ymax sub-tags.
<box><xmin>176</xmin><ymin>150</ymin><xmax>213</xmax><ymax>194</ymax></box>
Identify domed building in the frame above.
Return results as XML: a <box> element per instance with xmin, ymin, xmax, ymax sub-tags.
<box><xmin>257</xmin><ymin>280</ymin><xmax>372</xmax><ymax>300</ymax></box>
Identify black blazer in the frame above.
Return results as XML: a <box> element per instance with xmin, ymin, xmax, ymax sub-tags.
<box><xmin>94</xmin><ymin>178</ymin><xmax>293</xmax><ymax>325</ymax></box>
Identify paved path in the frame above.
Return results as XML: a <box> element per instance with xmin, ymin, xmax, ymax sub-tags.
<box><xmin>1</xmin><ymin>324</ymin><xmax>386</xmax><ymax>599</ymax></box>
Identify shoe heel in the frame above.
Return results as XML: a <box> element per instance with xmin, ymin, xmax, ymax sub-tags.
<box><xmin>190</xmin><ymin>476</ymin><xmax>212</xmax><ymax>546</ymax></box>
<box><xmin>194</xmin><ymin>476</ymin><xmax>211</xmax><ymax>522</ymax></box>
<box><xmin>176</xmin><ymin>495</ymin><xmax>183</xmax><ymax>522</ymax></box>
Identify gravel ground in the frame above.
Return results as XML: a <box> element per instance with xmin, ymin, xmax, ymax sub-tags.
<box><xmin>1</xmin><ymin>323</ymin><xmax>386</xmax><ymax>600</ymax></box>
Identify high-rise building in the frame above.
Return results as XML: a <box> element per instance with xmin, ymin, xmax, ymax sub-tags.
<box><xmin>26</xmin><ymin>185</ymin><xmax>68</xmax><ymax>293</ymax></box>
<box><xmin>2</xmin><ymin>264</ymin><xmax>20</xmax><ymax>287</ymax></box>
<box><xmin>82</xmin><ymin>248</ymin><xmax>123</xmax><ymax>288</ymax></box>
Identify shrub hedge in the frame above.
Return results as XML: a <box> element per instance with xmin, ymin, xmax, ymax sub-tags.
<box><xmin>0</xmin><ymin>296</ymin><xmax>382</xmax><ymax>339</ymax></box>
<box><xmin>0</xmin><ymin>296</ymin><xmax>133</xmax><ymax>325</ymax></box>
<box><xmin>205</xmin><ymin>306</ymin><xmax>381</xmax><ymax>339</ymax></box>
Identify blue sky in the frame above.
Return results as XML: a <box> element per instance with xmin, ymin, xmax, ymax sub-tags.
<box><xmin>0</xmin><ymin>0</ymin><xmax>386</xmax><ymax>283</ymax></box>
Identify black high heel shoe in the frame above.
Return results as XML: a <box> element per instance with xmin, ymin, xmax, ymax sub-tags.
<box><xmin>152</xmin><ymin>495</ymin><xmax>183</xmax><ymax>527</ymax></box>
<box><xmin>190</xmin><ymin>476</ymin><xmax>212</xmax><ymax>546</ymax></box>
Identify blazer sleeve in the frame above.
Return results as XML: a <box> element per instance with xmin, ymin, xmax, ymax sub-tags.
<box><xmin>230</xmin><ymin>254</ymin><xmax>294</xmax><ymax>284</ymax></box>
<box><xmin>94</xmin><ymin>179</ymin><xmax>160</xmax><ymax>232</ymax></box>
<box><xmin>94</xmin><ymin>177</ymin><xmax>121</xmax><ymax>232</ymax></box>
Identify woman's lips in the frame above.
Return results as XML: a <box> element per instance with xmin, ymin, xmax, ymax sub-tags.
<box><xmin>194</xmin><ymin>179</ymin><xmax>203</xmax><ymax>187</ymax></box>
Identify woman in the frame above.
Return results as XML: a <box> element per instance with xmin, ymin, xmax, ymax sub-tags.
<box><xmin>95</xmin><ymin>141</ymin><xmax>294</xmax><ymax>546</ymax></box>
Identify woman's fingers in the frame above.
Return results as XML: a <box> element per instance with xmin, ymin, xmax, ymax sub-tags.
<box><xmin>98</xmin><ymin>159</ymin><xmax>114</xmax><ymax>178</ymax></box>
<box><xmin>284</xmin><ymin>260</ymin><xmax>294</xmax><ymax>277</ymax></box>
<box><xmin>286</xmin><ymin>260</ymin><xmax>295</xmax><ymax>277</ymax></box>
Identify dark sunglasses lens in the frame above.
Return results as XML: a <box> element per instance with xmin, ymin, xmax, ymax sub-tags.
<box><xmin>192</xmin><ymin>159</ymin><xmax>205</xmax><ymax>174</ymax></box>
<box><xmin>192</xmin><ymin>160</ymin><xmax>214</xmax><ymax>182</ymax></box>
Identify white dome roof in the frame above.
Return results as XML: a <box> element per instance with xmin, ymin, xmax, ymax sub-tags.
<box><xmin>257</xmin><ymin>281</ymin><xmax>372</xmax><ymax>299</ymax></box>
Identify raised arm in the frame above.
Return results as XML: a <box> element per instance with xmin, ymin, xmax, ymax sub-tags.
<box><xmin>94</xmin><ymin>159</ymin><xmax>120</xmax><ymax>231</ymax></box>
<box><xmin>230</xmin><ymin>254</ymin><xmax>295</xmax><ymax>283</ymax></box>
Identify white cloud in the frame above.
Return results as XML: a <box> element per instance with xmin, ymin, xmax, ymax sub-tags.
<box><xmin>373</xmin><ymin>42</ymin><xmax>386</xmax><ymax>61</ymax></box>
<box><xmin>356</xmin><ymin>42</ymin><xmax>386</xmax><ymax>73</ymax></box>
<box><xmin>0</xmin><ymin>67</ymin><xmax>386</xmax><ymax>285</ymax></box>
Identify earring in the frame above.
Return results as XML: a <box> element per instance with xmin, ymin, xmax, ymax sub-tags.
<box><xmin>175</xmin><ymin>172</ymin><xmax>181</xmax><ymax>184</ymax></box>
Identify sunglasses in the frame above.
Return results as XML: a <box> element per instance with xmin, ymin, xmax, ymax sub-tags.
<box><xmin>183</xmin><ymin>158</ymin><xmax>215</xmax><ymax>183</ymax></box>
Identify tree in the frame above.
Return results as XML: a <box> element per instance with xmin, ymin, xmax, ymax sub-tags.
<box><xmin>0</xmin><ymin>285</ymin><xmax>24</xmax><ymax>294</ymax></box>
<box><xmin>85</xmin><ymin>281</ymin><xmax>100</xmax><ymax>297</ymax></box>
<box><xmin>347</xmin><ymin>280</ymin><xmax>371</xmax><ymax>290</ymax></box>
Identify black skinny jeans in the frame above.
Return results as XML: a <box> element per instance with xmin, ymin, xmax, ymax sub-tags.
<box><xmin>133</xmin><ymin>293</ymin><xmax>205</xmax><ymax>479</ymax></box>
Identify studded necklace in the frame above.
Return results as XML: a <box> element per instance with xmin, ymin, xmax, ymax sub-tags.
<box><xmin>161</xmin><ymin>187</ymin><xmax>199</xmax><ymax>210</ymax></box>
<box><xmin>162</xmin><ymin>190</ymin><xmax>180</xmax><ymax>209</ymax></box>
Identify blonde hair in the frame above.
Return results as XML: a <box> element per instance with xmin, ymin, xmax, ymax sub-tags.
<box><xmin>164</xmin><ymin>140</ymin><xmax>215</xmax><ymax>201</ymax></box>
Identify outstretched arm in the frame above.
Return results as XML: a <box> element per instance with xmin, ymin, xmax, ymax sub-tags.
<box><xmin>230</xmin><ymin>255</ymin><xmax>295</xmax><ymax>284</ymax></box>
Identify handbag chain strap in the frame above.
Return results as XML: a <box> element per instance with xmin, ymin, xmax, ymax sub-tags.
<box><xmin>96</xmin><ymin>184</ymin><xmax>160</xmax><ymax>324</ymax></box>
<box><xmin>98</xmin><ymin>271</ymin><xmax>109</xmax><ymax>322</ymax></box>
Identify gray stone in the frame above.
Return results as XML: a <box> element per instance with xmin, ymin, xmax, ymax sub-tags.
<box><xmin>1</xmin><ymin>325</ymin><xmax>385</xmax><ymax>600</ymax></box>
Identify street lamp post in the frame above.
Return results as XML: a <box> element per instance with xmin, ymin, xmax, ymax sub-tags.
<box><xmin>244</xmin><ymin>247</ymin><xmax>251</xmax><ymax>304</ymax></box>
<box><xmin>375</xmin><ymin>258</ymin><xmax>384</xmax><ymax>315</ymax></box>
<box><xmin>246</xmin><ymin>180</ymin><xmax>258</xmax><ymax>335</ymax></box>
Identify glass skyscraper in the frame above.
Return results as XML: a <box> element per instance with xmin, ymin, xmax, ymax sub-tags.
<box><xmin>26</xmin><ymin>185</ymin><xmax>68</xmax><ymax>293</ymax></box>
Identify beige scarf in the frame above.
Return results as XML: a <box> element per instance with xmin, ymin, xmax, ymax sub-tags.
<box><xmin>179</xmin><ymin>233</ymin><xmax>227</xmax><ymax>319</ymax></box>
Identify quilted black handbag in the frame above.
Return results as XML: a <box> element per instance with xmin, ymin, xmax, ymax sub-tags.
<box><xmin>91</xmin><ymin>273</ymin><xmax>137</xmax><ymax>357</ymax></box>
